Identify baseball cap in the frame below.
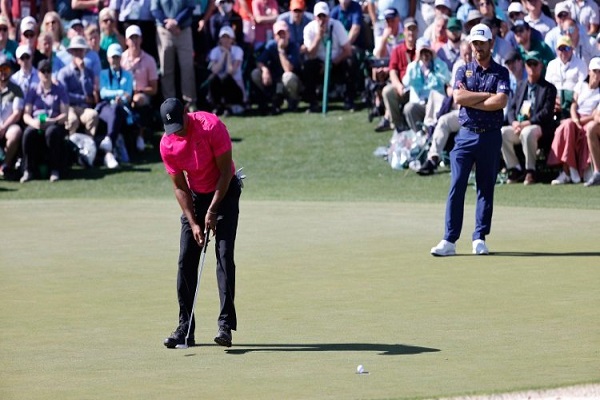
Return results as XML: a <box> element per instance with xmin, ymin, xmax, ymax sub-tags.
<box><xmin>16</xmin><ymin>44</ymin><xmax>31</xmax><ymax>59</ymax></box>
<box><xmin>313</xmin><ymin>1</ymin><xmax>330</xmax><ymax>16</ymax></box>
<box><xmin>126</xmin><ymin>24</ymin><xmax>142</xmax><ymax>38</ymax></box>
<box><xmin>589</xmin><ymin>57</ymin><xmax>600</xmax><ymax>70</ymax></box>
<box><xmin>20</xmin><ymin>17</ymin><xmax>36</xmax><ymax>33</ymax></box>
<box><xmin>404</xmin><ymin>17</ymin><xmax>417</xmax><ymax>29</ymax></box>
<box><xmin>0</xmin><ymin>15</ymin><xmax>9</xmax><ymax>27</ymax></box>
<box><xmin>161</xmin><ymin>98</ymin><xmax>185</xmax><ymax>134</ymax></box>
<box><xmin>106</xmin><ymin>43</ymin><xmax>123</xmax><ymax>58</ymax></box>
<box><xmin>416</xmin><ymin>37</ymin><xmax>433</xmax><ymax>56</ymax></box>
<box><xmin>219</xmin><ymin>25</ymin><xmax>235</xmax><ymax>38</ymax></box>
<box><xmin>507</xmin><ymin>2</ymin><xmax>525</xmax><ymax>14</ymax></box>
<box><xmin>469</xmin><ymin>23</ymin><xmax>493</xmax><ymax>42</ymax></box>
<box><xmin>290</xmin><ymin>0</ymin><xmax>305</xmax><ymax>11</ymax></box>
<box><xmin>511</xmin><ymin>19</ymin><xmax>529</xmax><ymax>31</ymax></box>
<box><xmin>68</xmin><ymin>35</ymin><xmax>89</xmax><ymax>50</ymax></box>
<box><xmin>434</xmin><ymin>0</ymin><xmax>451</xmax><ymax>9</ymax></box>
<box><xmin>69</xmin><ymin>19</ymin><xmax>83</xmax><ymax>30</ymax></box>
<box><xmin>554</xmin><ymin>1</ymin><xmax>570</xmax><ymax>17</ymax></box>
<box><xmin>273</xmin><ymin>20</ymin><xmax>288</xmax><ymax>34</ymax></box>
<box><xmin>447</xmin><ymin>17</ymin><xmax>462</xmax><ymax>31</ymax></box>
<box><xmin>556</xmin><ymin>35</ymin><xmax>573</xmax><ymax>49</ymax></box>
<box><xmin>466</xmin><ymin>9</ymin><xmax>483</xmax><ymax>23</ymax></box>
<box><xmin>383</xmin><ymin>7</ymin><xmax>399</xmax><ymax>19</ymax></box>
<box><xmin>524</xmin><ymin>50</ymin><xmax>542</xmax><ymax>63</ymax></box>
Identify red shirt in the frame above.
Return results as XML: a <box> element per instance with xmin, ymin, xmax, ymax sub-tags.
<box><xmin>388</xmin><ymin>43</ymin><xmax>417</xmax><ymax>80</ymax></box>
<box><xmin>160</xmin><ymin>112</ymin><xmax>235</xmax><ymax>194</ymax></box>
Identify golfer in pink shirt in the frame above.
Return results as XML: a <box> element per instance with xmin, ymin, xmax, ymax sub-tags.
<box><xmin>160</xmin><ymin>98</ymin><xmax>242</xmax><ymax>349</ymax></box>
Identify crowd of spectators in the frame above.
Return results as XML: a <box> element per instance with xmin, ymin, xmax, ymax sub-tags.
<box><xmin>1</xmin><ymin>0</ymin><xmax>600</xmax><ymax>186</ymax></box>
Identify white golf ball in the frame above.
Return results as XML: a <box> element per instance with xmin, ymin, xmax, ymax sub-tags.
<box><xmin>356</xmin><ymin>365</ymin><xmax>364</xmax><ymax>374</ymax></box>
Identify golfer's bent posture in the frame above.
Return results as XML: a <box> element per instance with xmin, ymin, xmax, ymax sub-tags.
<box><xmin>431</xmin><ymin>24</ymin><xmax>510</xmax><ymax>257</ymax></box>
<box><xmin>160</xmin><ymin>98</ymin><xmax>241</xmax><ymax>347</ymax></box>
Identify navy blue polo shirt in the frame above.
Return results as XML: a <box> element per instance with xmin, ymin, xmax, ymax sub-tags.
<box><xmin>256</xmin><ymin>40</ymin><xmax>301</xmax><ymax>82</ymax></box>
<box><xmin>454</xmin><ymin>60</ymin><xmax>510</xmax><ymax>131</ymax></box>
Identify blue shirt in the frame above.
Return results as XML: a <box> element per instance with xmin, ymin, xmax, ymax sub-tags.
<box><xmin>110</xmin><ymin>0</ymin><xmax>154</xmax><ymax>21</ymax></box>
<box><xmin>454</xmin><ymin>60</ymin><xmax>510</xmax><ymax>131</ymax></box>
<box><xmin>151</xmin><ymin>0</ymin><xmax>194</xmax><ymax>28</ymax></box>
<box><xmin>99</xmin><ymin>68</ymin><xmax>134</xmax><ymax>102</ymax></box>
<box><xmin>277</xmin><ymin>12</ymin><xmax>313</xmax><ymax>47</ymax></box>
<box><xmin>256</xmin><ymin>40</ymin><xmax>301</xmax><ymax>81</ymax></box>
<box><xmin>330</xmin><ymin>1</ymin><xmax>364</xmax><ymax>49</ymax></box>
<box><xmin>56</xmin><ymin>63</ymin><xmax>96</xmax><ymax>107</ymax></box>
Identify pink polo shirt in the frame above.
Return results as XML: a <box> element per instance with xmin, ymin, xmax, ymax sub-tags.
<box><xmin>160</xmin><ymin>112</ymin><xmax>235</xmax><ymax>194</ymax></box>
<box><xmin>120</xmin><ymin>49</ymin><xmax>159</xmax><ymax>92</ymax></box>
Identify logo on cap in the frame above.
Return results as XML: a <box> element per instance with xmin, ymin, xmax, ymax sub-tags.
<box><xmin>166</xmin><ymin>113</ymin><xmax>171</xmax><ymax>121</ymax></box>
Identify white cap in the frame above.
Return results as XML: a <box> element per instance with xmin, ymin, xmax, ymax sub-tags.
<box><xmin>125</xmin><ymin>25</ymin><xmax>142</xmax><ymax>38</ymax></box>
<box><xmin>313</xmin><ymin>1</ymin><xmax>330</xmax><ymax>16</ymax></box>
<box><xmin>416</xmin><ymin>37</ymin><xmax>433</xmax><ymax>57</ymax></box>
<box><xmin>589</xmin><ymin>57</ymin><xmax>600</xmax><ymax>70</ymax></box>
<box><xmin>554</xmin><ymin>1</ymin><xmax>570</xmax><ymax>16</ymax></box>
<box><xmin>469</xmin><ymin>23</ymin><xmax>493</xmax><ymax>42</ymax></box>
<box><xmin>434</xmin><ymin>0</ymin><xmax>451</xmax><ymax>9</ymax></box>
<box><xmin>16</xmin><ymin>44</ymin><xmax>31</xmax><ymax>59</ymax></box>
<box><xmin>507</xmin><ymin>2</ymin><xmax>524</xmax><ymax>14</ymax></box>
<box><xmin>20</xmin><ymin>17</ymin><xmax>36</xmax><ymax>33</ymax></box>
<box><xmin>106</xmin><ymin>43</ymin><xmax>123</xmax><ymax>58</ymax></box>
<box><xmin>219</xmin><ymin>25</ymin><xmax>235</xmax><ymax>38</ymax></box>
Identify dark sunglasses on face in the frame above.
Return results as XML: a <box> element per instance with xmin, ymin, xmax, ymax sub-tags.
<box><xmin>526</xmin><ymin>60</ymin><xmax>540</xmax><ymax>67</ymax></box>
<box><xmin>39</xmin><ymin>69</ymin><xmax>52</xmax><ymax>74</ymax></box>
<box><xmin>509</xmin><ymin>12</ymin><xmax>521</xmax><ymax>18</ymax></box>
<box><xmin>558</xmin><ymin>46</ymin><xmax>572</xmax><ymax>52</ymax></box>
<box><xmin>0</xmin><ymin>27</ymin><xmax>8</xmax><ymax>32</ymax></box>
<box><xmin>20</xmin><ymin>54</ymin><xmax>31</xmax><ymax>60</ymax></box>
<box><xmin>292</xmin><ymin>9</ymin><xmax>303</xmax><ymax>13</ymax></box>
<box><xmin>557</xmin><ymin>12</ymin><xmax>569</xmax><ymax>18</ymax></box>
<box><xmin>24</xmin><ymin>31</ymin><xmax>35</xmax><ymax>38</ymax></box>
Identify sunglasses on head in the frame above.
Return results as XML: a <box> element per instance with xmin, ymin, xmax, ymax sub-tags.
<box><xmin>558</xmin><ymin>46</ymin><xmax>572</xmax><ymax>52</ymax></box>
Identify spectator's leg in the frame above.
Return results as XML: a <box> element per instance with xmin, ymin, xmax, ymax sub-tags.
<box><xmin>428</xmin><ymin>110</ymin><xmax>459</xmax><ymax>160</ymax></box>
<box><xmin>500</xmin><ymin>125</ymin><xmax>521</xmax><ymax>170</ymax></box>
<box><xmin>381</xmin><ymin>83</ymin><xmax>406</xmax><ymax>130</ymax></box>
<box><xmin>65</xmin><ymin>106</ymin><xmax>82</xmax><ymax>135</ymax></box>
<box><xmin>282</xmin><ymin>71</ymin><xmax>301</xmax><ymax>103</ymax></box>
<box><xmin>175</xmin><ymin>27</ymin><xmax>197</xmax><ymax>105</ymax></box>
<box><xmin>3</xmin><ymin>124</ymin><xmax>22</xmax><ymax>168</ymax></box>
<box><xmin>303</xmin><ymin>59</ymin><xmax>322</xmax><ymax>108</ymax></box>
<box><xmin>586</xmin><ymin>121</ymin><xmax>600</xmax><ymax>173</ymax></box>
<box><xmin>80</xmin><ymin>107</ymin><xmax>99</xmax><ymax>137</ymax></box>
<box><xmin>403</xmin><ymin>102</ymin><xmax>426</xmax><ymax>133</ymax></box>
<box><xmin>44</xmin><ymin>123</ymin><xmax>67</xmax><ymax>173</ymax></box>
<box><xmin>520</xmin><ymin>125</ymin><xmax>542</xmax><ymax>172</ymax></box>
<box><xmin>21</xmin><ymin>126</ymin><xmax>43</xmax><ymax>177</ymax></box>
<box><xmin>157</xmin><ymin>26</ymin><xmax>176</xmax><ymax>100</ymax></box>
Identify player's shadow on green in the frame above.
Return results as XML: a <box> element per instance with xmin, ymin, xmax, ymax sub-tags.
<box><xmin>225</xmin><ymin>343</ymin><xmax>440</xmax><ymax>356</ymax></box>
<box><xmin>493</xmin><ymin>251</ymin><xmax>600</xmax><ymax>257</ymax></box>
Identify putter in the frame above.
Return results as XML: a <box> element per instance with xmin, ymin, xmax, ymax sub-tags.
<box><xmin>175</xmin><ymin>228</ymin><xmax>211</xmax><ymax>349</ymax></box>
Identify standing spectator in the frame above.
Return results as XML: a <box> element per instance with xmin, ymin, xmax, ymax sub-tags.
<box><xmin>98</xmin><ymin>43</ymin><xmax>134</xmax><ymax>168</ymax></box>
<box><xmin>0</xmin><ymin>55</ymin><xmax>23</xmax><ymax>180</ymax></box>
<box><xmin>121</xmin><ymin>25</ymin><xmax>159</xmax><ymax>152</ymax></box>
<box><xmin>57</xmin><ymin>36</ymin><xmax>99</xmax><ymax>137</ymax></box>
<box><xmin>208</xmin><ymin>25</ymin><xmax>245</xmax><ymax>115</ymax></box>
<box><xmin>430</xmin><ymin>24</ymin><xmax>510</xmax><ymax>257</ymax></box>
<box><xmin>547</xmin><ymin>57</ymin><xmax>600</xmax><ymax>184</ymax></box>
<box><xmin>251</xmin><ymin>20</ymin><xmax>302</xmax><ymax>114</ymax></box>
<box><xmin>11</xmin><ymin>45</ymin><xmax>40</xmax><ymax>95</ymax></box>
<box><xmin>208</xmin><ymin>0</ymin><xmax>244</xmax><ymax>47</ymax></box>
<box><xmin>37</xmin><ymin>32</ymin><xmax>66</xmax><ymax>78</ymax></box>
<box><xmin>524</xmin><ymin>0</ymin><xmax>556</xmax><ymax>38</ymax></box>
<box><xmin>109</xmin><ymin>0</ymin><xmax>160</xmax><ymax>62</ymax></box>
<box><xmin>277</xmin><ymin>0</ymin><xmax>313</xmax><ymax>48</ymax></box>
<box><xmin>371</xmin><ymin>0</ymin><xmax>416</xmax><ymax>44</ymax></box>
<box><xmin>401</xmin><ymin>37</ymin><xmax>450</xmax><ymax>133</ymax></box>
<box><xmin>562</xmin><ymin>0</ymin><xmax>599</xmax><ymax>36</ymax></box>
<box><xmin>2</xmin><ymin>0</ymin><xmax>39</xmax><ymax>39</ymax></box>
<box><xmin>378</xmin><ymin>16</ymin><xmax>418</xmax><ymax>132</ymax></box>
<box><xmin>234</xmin><ymin>0</ymin><xmax>255</xmax><ymax>47</ymax></box>
<box><xmin>152</xmin><ymin>0</ymin><xmax>198</xmax><ymax>110</ymax></box>
<box><xmin>252</xmin><ymin>0</ymin><xmax>279</xmax><ymax>49</ymax></box>
<box><xmin>303</xmin><ymin>1</ymin><xmax>355</xmax><ymax>112</ymax></box>
<box><xmin>71</xmin><ymin>0</ymin><xmax>102</xmax><ymax>26</ymax></box>
<box><xmin>0</xmin><ymin>15</ymin><xmax>17</xmax><ymax>60</ymax></box>
<box><xmin>20</xmin><ymin>59</ymin><xmax>69</xmax><ymax>183</ymax></box>
<box><xmin>501</xmin><ymin>51</ymin><xmax>557</xmax><ymax>185</ymax></box>
<box><xmin>84</xmin><ymin>23</ymin><xmax>108</xmax><ymax>71</ymax></box>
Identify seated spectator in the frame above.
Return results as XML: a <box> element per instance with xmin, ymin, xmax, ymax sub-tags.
<box><xmin>208</xmin><ymin>25</ymin><xmax>245</xmax><ymax>115</ymax></box>
<box><xmin>11</xmin><ymin>45</ymin><xmax>40</xmax><ymax>95</ymax></box>
<box><xmin>0</xmin><ymin>15</ymin><xmax>18</xmax><ymax>60</ymax></box>
<box><xmin>84</xmin><ymin>23</ymin><xmax>107</xmax><ymax>72</ymax></box>
<box><xmin>251</xmin><ymin>21</ymin><xmax>302</xmax><ymax>114</ymax></box>
<box><xmin>0</xmin><ymin>55</ymin><xmax>23</xmax><ymax>180</ymax></box>
<box><xmin>547</xmin><ymin>57</ymin><xmax>600</xmax><ymax>184</ymax></box>
<box><xmin>99</xmin><ymin>8</ymin><xmax>127</xmax><ymax>52</ymax></box>
<box><xmin>209</xmin><ymin>0</ymin><xmax>245</xmax><ymax>48</ymax></box>
<box><xmin>501</xmin><ymin>51</ymin><xmax>557</xmax><ymax>185</ymax></box>
<box><xmin>524</xmin><ymin>0</ymin><xmax>556</xmax><ymax>38</ymax></box>
<box><xmin>513</xmin><ymin>20</ymin><xmax>554</xmax><ymax>67</ymax></box>
<box><xmin>252</xmin><ymin>0</ymin><xmax>279</xmax><ymax>49</ymax></box>
<box><xmin>504</xmin><ymin>49</ymin><xmax>526</xmax><ymax>116</ymax></box>
<box><xmin>109</xmin><ymin>0</ymin><xmax>159</xmax><ymax>62</ymax></box>
<box><xmin>437</xmin><ymin>17</ymin><xmax>463</xmax><ymax>72</ymax></box>
<box><xmin>482</xmin><ymin>17</ymin><xmax>514</xmax><ymax>67</ymax></box>
<box><xmin>37</xmin><ymin>32</ymin><xmax>66</xmax><ymax>79</ymax></box>
<box><xmin>562</xmin><ymin>0</ymin><xmax>599</xmax><ymax>36</ymax></box>
<box><xmin>504</xmin><ymin>2</ymin><xmax>545</xmax><ymax>50</ymax></box>
<box><xmin>370</xmin><ymin>0</ymin><xmax>412</xmax><ymax>44</ymax></box>
<box><xmin>120</xmin><ymin>25</ymin><xmax>159</xmax><ymax>152</ymax></box>
<box><xmin>64</xmin><ymin>19</ymin><xmax>85</xmax><ymax>48</ymax></box>
<box><xmin>277</xmin><ymin>0</ymin><xmax>314</xmax><ymax>49</ymax></box>
<box><xmin>545</xmin><ymin>36</ymin><xmax>587</xmax><ymax>120</ymax></box>
<box><xmin>560</xmin><ymin>17</ymin><xmax>597</xmax><ymax>65</ymax></box>
<box><xmin>40</xmin><ymin>12</ymin><xmax>66</xmax><ymax>54</ymax></box>
<box><xmin>98</xmin><ymin>44</ymin><xmax>134</xmax><ymax>168</ymax></box>
<box><xmin>544</xmin><ymin>2</ymin><xmax>586</xmax><ymax>53</ymax></box>
<box><xmin>401</xmin><ymin>37</ymin><xmax>450</xmax><ymax>133</ymax></box>
<box><xmin>378</xmin><ymin>17</ymin><xmax>418</xmax><ymax>132</ymax></box>
<box><xmin>303</xmin><ymin>1</ymin><xmax>355</xmax><ymax>112</ymax></box>
<box><xmin>464</xmin><ymin>9</ymin><xmax>483</xmax><ymax>34</ymax></box>
<box><xmin>456</xmin><ymin>0</ymin><xmax>477</xmax><ymax>24</ymax></box>
<box><xmin>18</xmin><ymin>17</ymin><xmax>45</xmax><ymax>67</ymax></box>
<box><xmin>57</xmin><ymin>36</ymin><xmax>99</xmax><ymax>137</ymax></box>
<box><xmin>584</xmin><ymin>105</ymin><xmax>600</xmax><ymax>186</ymax></box>
<box><xmin>20</xmin><ymin>59</ymin><xmax>69</xmax><ymax>183</ymax></box>
<box><xmin>72</xmin><ymin>0</ymin><xmax>102</xmax><ymax>26</ymax></box>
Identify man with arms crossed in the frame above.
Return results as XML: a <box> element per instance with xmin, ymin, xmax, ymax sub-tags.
<box><xmin>431</xmin><ymin>24</ymin><xmax>510</xmax><ymax>257</ymax></box>
<box><xmin>160</xmin><ymin>98</ymin><xmax>242</xmax><ymax>348</ymax></box>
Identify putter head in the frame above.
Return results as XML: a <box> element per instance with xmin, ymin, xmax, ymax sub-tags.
<box><xmin>175</xmin><ymin>344</ymin><xmax>189</xmax><ymax>349</ymax></box>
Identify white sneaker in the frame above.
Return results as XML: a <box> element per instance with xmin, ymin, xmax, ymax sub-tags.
<box><xmin>569</xmin><ymin>167</ymin><xmax>581</xmax><ymax>184</ymax></box>
<box><xmin>99</xmin><ymin>136</ymin><xmax>113</xmax><ymax>153</ymax></box>
<box><xmin>431</xmin><ymin>240</ymin><xmax>456</xmax><ymax>257</ymax></box>
<box><xmin>49</xmin><ymin>170</ymin><xmax>60</xmax><ymax>182</ymax></box>
<box><xmin>551</xmin><ymin>171</ymin><xmax>571</xmax><ymax>185</ymax></box>
<box><xmin>136</xmin><ymin>136</ymin><xmax>145</xmax><ymax>152</ymax></box>
<box><xmin>472</xmin><ymin>239</ymin><xmax>489</xmax><ymax>255</ymax></box>
<box><xmin>104</xmin><ymin>152</ymin><xmax>119</xmax><ymax>169</ymax></box>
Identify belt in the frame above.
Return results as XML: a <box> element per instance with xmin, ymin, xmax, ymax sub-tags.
<box><xmin>463</xmin><ymin>127</ymin><xmax>488</xmax><ymax>133</ymax></box>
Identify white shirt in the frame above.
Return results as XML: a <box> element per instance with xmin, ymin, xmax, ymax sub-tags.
<box><xmin>575</xmin><ymin>80</ymin><xmax>600</xmax><ymax>115</ymax></box>
<box><xmin>564</xmin><ymin>0</ymin><xmax>600</xmax><ymax>29</ymax></box>
<box><xmin>10</xmin><ymin>67</ymin><xmax>40</xmax><ymax>96</ymax></box>
<box><xmin>545</xmin><ymin>54</ymin><xmax>588</xmax><ymax>91</ymax></box>
<box><xmin>303</xmin><ymin>19</ymin><xmax>349</xmax><ymax>62</ymax></box>
<box><xmin>0</xmin><ymin>84</ymin><xmax>24</xmax><ymax>123</ymax></box>
<box><xmin>525</xmin><ymin>13</ymin><xmax>556</xmax><ymax>38</ymax></box>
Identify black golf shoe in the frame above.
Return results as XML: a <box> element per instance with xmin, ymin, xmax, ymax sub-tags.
<box><xmin>214</xmin><ymin>327</ymin><xmax>232</xmax><ymax>347</ymax></box>
<box><xmin>163</xmin><ymin>326</ymin><xmax>195</xmax><ymax>348</ymax></box>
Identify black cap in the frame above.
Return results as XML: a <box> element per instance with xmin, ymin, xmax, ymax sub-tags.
<box><xmin>160</xmin><ymin>98</ymin><xmax>185</xmax><ymax>134</ymax></box>
<box><xmin>383</xmin><ymin>7</ymin><xmax>399</xmax><ymax>19</ymax></box>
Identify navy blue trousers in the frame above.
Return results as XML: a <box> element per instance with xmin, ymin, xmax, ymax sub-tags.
<box><xmin>177</xmin><ymin>177</ymin><xmax>241</xmax><ymax>338</ymax></box>
<box><xmin>444</xmin><ymin>128</ymin><xmax>502</xmax><ymax>243</ymax></box>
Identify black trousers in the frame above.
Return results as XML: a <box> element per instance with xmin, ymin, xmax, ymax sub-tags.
<box><xmin>177</xmin><ymin>176</ymin><xmax>241</xmax><ymax>337</ymax></box>
<box><xmin>21</xmin><ymin>123</ymin><xmax>67</xmax><ymax>175</ymax></box>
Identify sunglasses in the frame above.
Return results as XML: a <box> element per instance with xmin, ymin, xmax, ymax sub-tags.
<box><xmin>19</xmin><ymin>54</ymin><xmax>31</xmax><ymax>60</ymax></box>
<box><xmin>0</xmin><ymin>27</ymin><xmax>7</xmax><ymax>32</ymax></box>
<box><xmin>525</xmin><ymin>60</ymin><xmax>540</xmax><ymax>67</ymax></box>
<box><xmin>561</xmin><ymin>26</ymin><xmax>575</xmax><ymax>34</ymax></box>
<box><xmin>39</xmin><ymin>69</ymin><xmax>52</xmax><ymax>74</ymax></box>
<box><xmin>509</xmin><ymin>12</ymin><xmax>522</xmax><ymax>18</ymax></box>
<box><xmin>558</xmin><ymin>46</ymin><xmax>572</xmax><ymax>52</ymax></box>
<box><xmin>292</xmin><ymin>9</ymin><xmax>303</xmax><ymax>13</ymax></box>
<box><xmin>46</xmin><ymin>20</ymin><xmax>58</xmax><ymax>25</ymax></box>
<box><xmin>103</xmin><ymin>18</ymin><xmax>114</xmax><ymax>23</ymax></box>
<box><xmin>23</xmin><ymin>31</ymin><xmax>35</xmax><ymax>38</ymax></box>
<box><xmin>557</xmin><ymin>12</ymin><xmax>569</xmax><ymax>18</ymax></box>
